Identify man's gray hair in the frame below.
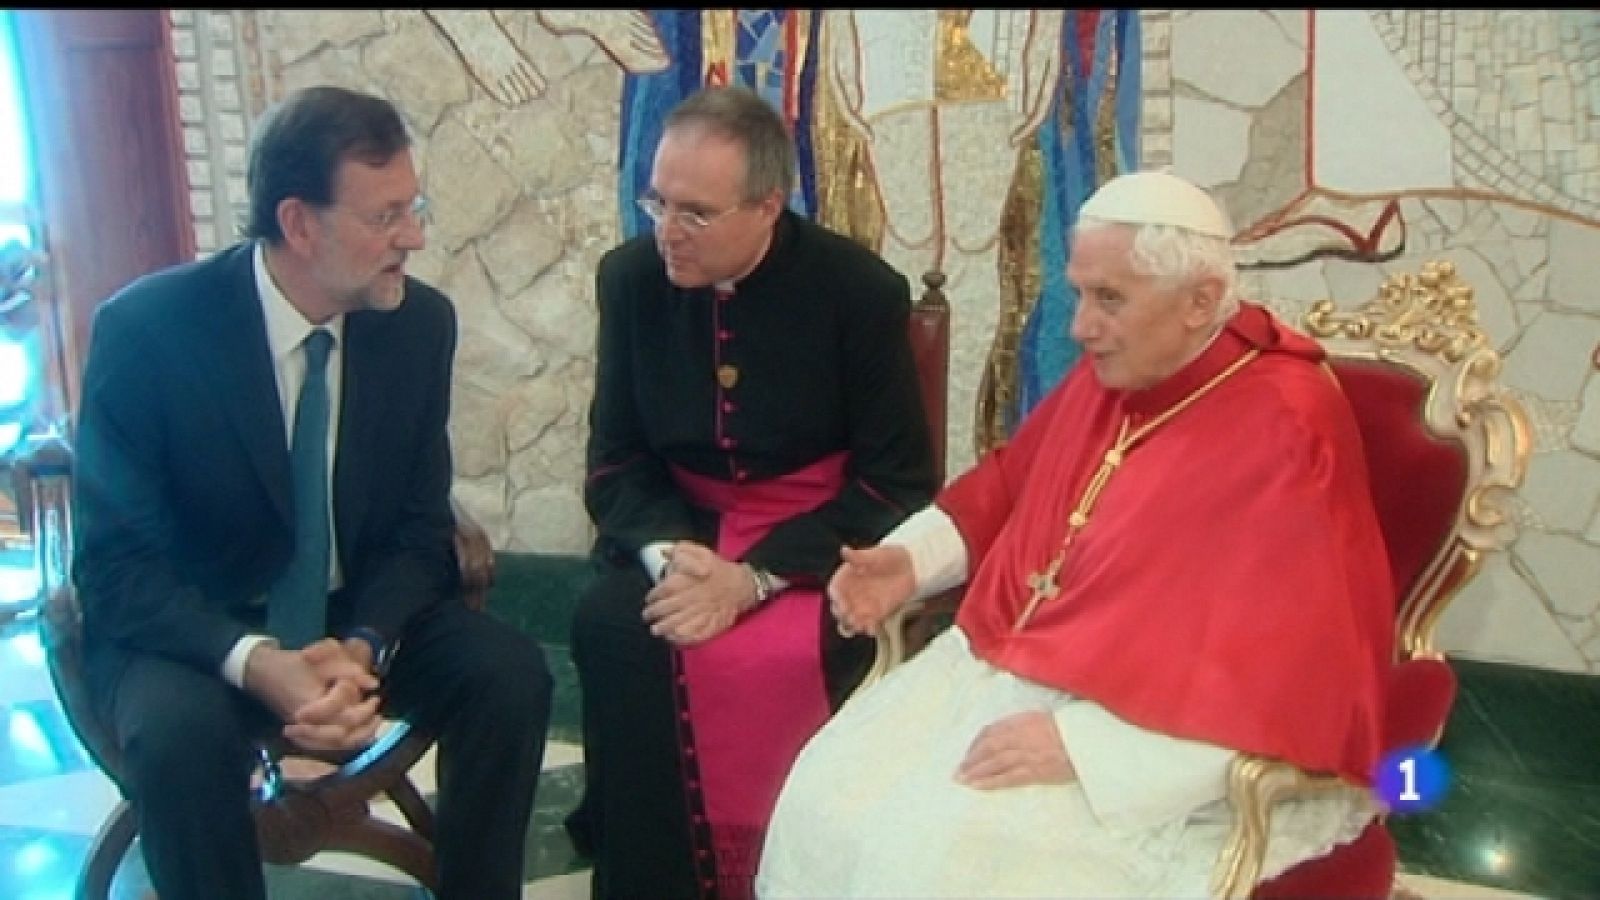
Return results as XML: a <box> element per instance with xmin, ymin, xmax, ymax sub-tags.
<box><xmin>665</xmin><ymin>85</ymin><xmax>797</xmax><ymax>203</ymax></box>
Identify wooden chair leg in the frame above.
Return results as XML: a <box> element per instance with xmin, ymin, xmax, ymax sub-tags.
<box><xmin>324</xmin><ymin>818</ymin><xmax>438</xmax><ymax>891</ymax></box>
<box><xmin>385</xmin><ymin>777</ymin><xmax>435</xmax><ymax>841</ymax></box>
<box><xmin>77</xmin><ymin>798</ymin><xmax>138</xmax><ymax>900</ymax></box>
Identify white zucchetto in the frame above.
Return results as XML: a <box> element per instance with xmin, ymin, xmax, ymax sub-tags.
<box><xmin>1078</xmin><ymin>169</ymin><xmax>1233</xmax><ymax>239</ymax></box>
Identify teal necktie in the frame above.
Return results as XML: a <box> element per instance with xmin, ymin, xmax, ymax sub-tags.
<box><xmin>267</xmin><ymin>328</ymin><xmax>333</xmax><ymax>650</ymax></box>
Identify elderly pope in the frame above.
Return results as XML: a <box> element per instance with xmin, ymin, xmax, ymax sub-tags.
<box><xmin>755</xmin><ymin>170</ymin><xmax>1395</xmax><ymax>898</ymax></box>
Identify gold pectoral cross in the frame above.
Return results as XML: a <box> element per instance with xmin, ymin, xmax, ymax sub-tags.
<box><xmin>1016</xmin><ymin>557</ymin><xmax>1062</xmax><ymax>631</ymax></box>
<box><xmin>1012</xmin><ymin>440</ymin><xmax>1125</xmax><ymax>632</ymax></box>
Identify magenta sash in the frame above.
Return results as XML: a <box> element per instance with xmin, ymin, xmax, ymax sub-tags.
<box><xmin>670</xmin><ymin>453</ymin><xmax>845</xmax><ymax>899</ymax></box>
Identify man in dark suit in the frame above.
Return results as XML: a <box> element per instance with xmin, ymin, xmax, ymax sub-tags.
<box><xmin>71</xmin><ymin>84</ymin><xmax>551</xmax><ymax>900</ymax></box>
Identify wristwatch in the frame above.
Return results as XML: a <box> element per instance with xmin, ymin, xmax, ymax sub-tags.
<box><xmin>347</xmin><ymin>626</ymin><xmax>394</xmax><ymax>676</ymax></box>
<box><xmin>745</xmin><ymin>564</ymin><xmax>778</xmax><ymax>607</ymax></box>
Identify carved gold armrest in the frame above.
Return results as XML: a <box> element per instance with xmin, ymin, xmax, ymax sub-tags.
<box><xmin>1211</xmin><ymin>754</ymin><xmax>1356</xmax><ymax>898</ymax></box>
<box><xmin>861</xmin><ymin>600</ymin><xmax>914</xmax><ymax>690</ymax></box>
<box><xmin>861</xmin><ymin>587</ymin><xmax>963</xmax><ymax>691</ymax></box>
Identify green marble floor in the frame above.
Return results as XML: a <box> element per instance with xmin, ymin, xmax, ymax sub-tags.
<box><xmin>1389</xmin><ymin>659</ymin><xmax>1600</xmax><ymax>899</ymax></box>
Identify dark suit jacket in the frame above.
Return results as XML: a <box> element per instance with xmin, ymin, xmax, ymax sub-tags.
<box><xmin>72</xmin><ymin>241</ymin><xmax>459</xmax><ymax>685</ymax></box>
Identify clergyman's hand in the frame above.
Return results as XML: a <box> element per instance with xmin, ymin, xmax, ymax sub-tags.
<box><xmin>828</xmin><ymin>544</ymin><xmax>914</xmax><ymax>637</ymax></box>
<box><xmin>643</xmin><ymin>543</ymin><xmax>756</xmax><ymax>645</ymax></box>
<box><xmin>955</xmin><ymin>709</ymin><xmax>1077</xmax><ymax>790</ymax></box>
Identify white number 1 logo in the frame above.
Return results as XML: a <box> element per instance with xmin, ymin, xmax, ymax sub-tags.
<box><xmin>1398</xmin><ymin>757</ymin><xmax>1421</xmax><ymax>801</ymax></box>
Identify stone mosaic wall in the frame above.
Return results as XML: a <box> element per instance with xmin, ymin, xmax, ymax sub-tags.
<box><xmin>167</xmin><ymin>10</ymin><xmax>1600</xmax><ymax>674</ymax></box>
<box><xmin>1164</xmin><ymin>10</ymin><xmax>1600</xmax><ymax>675</ymax></box>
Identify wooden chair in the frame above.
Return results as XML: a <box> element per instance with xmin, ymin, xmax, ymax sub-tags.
<box><xmin>15</xmin><ymin>430</ymin><xmax>497</xmax><ymax>898</ymax></box>
<box><xmin>870</xmin><ymin>260</ymin><xmax>1532</xmax><ymax>898</ymax></box>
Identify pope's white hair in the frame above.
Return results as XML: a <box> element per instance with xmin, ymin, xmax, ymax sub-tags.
<box><xmin>1075</xmin><ymin>216</ymin><xmax>1240</xmax><ymax>326</ymax></box>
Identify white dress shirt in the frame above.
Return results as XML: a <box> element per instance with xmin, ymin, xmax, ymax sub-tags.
<box><xmin>221</xmin><ymin>242</ymin><xmax>348</xmax><ymax>687</ymax></box>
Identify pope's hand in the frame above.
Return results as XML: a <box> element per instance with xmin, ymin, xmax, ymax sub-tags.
<box><xmin>955</xmin><ymin>709</ymin><xmax>1077</xmax><ymax>789</ymax></box>
<box><xmin>828</xmin><ymin>544</ymin><xmax>914</xmax><ymax>637</ymax></box>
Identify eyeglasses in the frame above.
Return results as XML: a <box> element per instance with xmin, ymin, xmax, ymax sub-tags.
<box><xmin>330</xmin><ymin>194</ymin><xmax>430</xmax><ymax>237</ymax></box>
<box><xmin>636</xmin><ymin>191</ymin><xmax>744</xmax><ymax>233</ymax></box>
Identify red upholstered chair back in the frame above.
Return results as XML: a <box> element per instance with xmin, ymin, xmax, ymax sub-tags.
<box><xmin>1303</xmin><ymin>263</ymin><xmax>1530</xmax><ymax>661</ymax></box>
<box><xmin>1330</xmin><ymin>360</ymin><xmax>1467</xmax><ymax>621</ymax></box>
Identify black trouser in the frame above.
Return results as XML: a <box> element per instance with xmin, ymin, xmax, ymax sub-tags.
<box><xmin>96</xmin><ymin>601</ymin><xmax>553</xmax><ymax>900</ymax></box>
<box><xmin>567</xmin><ymin>563</ymin><xmax>871</xmax><ymax>900</ymax></box>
